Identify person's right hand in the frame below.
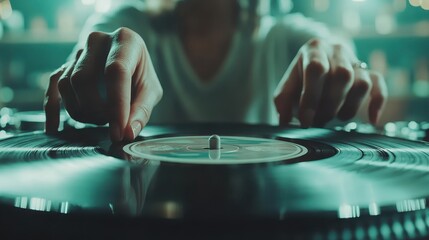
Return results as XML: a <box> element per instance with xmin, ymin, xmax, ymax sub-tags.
<box><xmin>44</xmin><ymin>28</ymin><xmax>163</xmax><ymax>142</ymax></box>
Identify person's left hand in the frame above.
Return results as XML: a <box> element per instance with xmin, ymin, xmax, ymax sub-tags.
<box><xmin>274</xmin><ymin>39</ymin><xmax>388</xmax><ymax>127</ymax></box>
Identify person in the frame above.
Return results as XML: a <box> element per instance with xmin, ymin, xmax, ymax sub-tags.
<box><xmin>44</xmin><ymin>0</ymin><xmax>387</xmax><ymax>142</ymax></box>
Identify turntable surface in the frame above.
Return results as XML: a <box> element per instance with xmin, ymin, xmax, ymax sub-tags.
<box><xmin>0</xmin><ymin>123</ymin><xmax>428</xmax><ymax>239</ymax></box>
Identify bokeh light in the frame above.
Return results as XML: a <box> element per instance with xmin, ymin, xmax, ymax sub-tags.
<box><xmin>375</xmin><ymin>13</ymin><xmax>396</xmax><ymax>35</ymax></box>
<box><xmin>0</xmin><ymin>0</ymin><xmax>13</xmax><ymax>19</ymax></box>
<box><xmin>95</xmin><ymin>0</ymin><xmax>112</xmax><ymax>13</ymax></box>
<box><xmin>393</xmin><ymin>0</ymin><xmax>407</xmax><ymax>12</ymax></box>
<box><xmin>342</xmin><ymin>9</ymin><xmax>361</xmax><ymax>33</ymax></box>
<box><xmin>421</xmin><ymin>0</ymin><xmax>429</xmax><ymax>9</ymax></box>
<box><xmin>314</xmin><ymin>0</ymin><xmax>330</xmax><ymax>12</ymax></box>
<box><xmin>0</xmin><ymin>87</ymin><xmax>14</xmax><ymax>103</ymax></box>
<box><xmin>409</xmin><ymin>0</ymin><xmax>422</xmax><ymax>7</ymax></box>
<box><xmin>81</xmin><ymin>0</ymin><xmax>96</xmax><ymax>5</ymax></box>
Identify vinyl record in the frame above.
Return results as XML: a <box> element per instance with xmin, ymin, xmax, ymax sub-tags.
<box><xmin>0</xmin><ymin>123</ymin><xmax>428</xmax><ymax>239</ymax></box>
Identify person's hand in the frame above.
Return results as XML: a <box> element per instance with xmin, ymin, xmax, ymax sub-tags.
<box><xmin>44</xmin><ymin>27</ymin><xmax>163</xmax><ymax>142</ymax></box>
<box><xmin>274</xmin><ymin>39</ymin><xmax>387</xmax><ymax>127</ymax></box>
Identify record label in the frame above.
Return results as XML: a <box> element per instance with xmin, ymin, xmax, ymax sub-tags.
<box><xmin>123</xmin><ymin>136</ymin><xmax>308</xmax><ymax>164</ymax></box>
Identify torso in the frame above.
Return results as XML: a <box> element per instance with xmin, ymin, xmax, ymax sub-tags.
<box><xmin>176</xmin><ymin>0</ymin><xmax>239</xmax><ymax>83</ymax></box>
<box><xmin>181</xmin><ymin>29</ymin><xmax>235</xmax><ymax>83</ymax></box>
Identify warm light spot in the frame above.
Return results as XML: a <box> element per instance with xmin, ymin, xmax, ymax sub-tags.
<box><xmin>409</xmin><ymin>0</ymin><xmax>422</xmax><ymax>7</ymax></box>
<box><xmin>414</xmin><ymin>21</ymin><xmax>429</xmax><ymax>36</ymax></box>
<box><xmin>421</xmin><ymin>0</ymin><xmax>429</xmax><ymax>9</ymax></box>
<box><xmin>57</xmin><ymin>8</ymin><xmax>77</xmax><ymax>35</ymax></box>
<box><xmin>393</xmin><ymin>0</ymin><xmax>407</xmax><ymax>12</ymax></box>
<box><xmin>29</xmin><ymin>16</ymin><xmax>49</xmax><ymax>35</ymax></box>
<box><xmin>0</xmin><ymin>0</ymin><xmax>13</xmax><ymax>20</ymax></box>
<box><xmin>160</xmin><ymin>201</ymin><xmax>183</xmax><ymax>219</ymax></box>
<box><xmin>369</xmin><ymin>50</ymin><xmax>388</xmax><ymax>75</ymax></box>
<box><xmin>314</xmin><ymin>0</ymin><xmax>330</xmax><ymax>12</ymax></box>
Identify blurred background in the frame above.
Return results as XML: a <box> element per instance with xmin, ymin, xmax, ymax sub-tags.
<box><xmin>0</xmin><ymin>0</ymin><xmax>428</xmax><ymax>126</ymax></box>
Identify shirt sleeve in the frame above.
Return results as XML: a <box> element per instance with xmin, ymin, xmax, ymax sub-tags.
<box><xmin>278</xmin><ymin>13</ymin><xmax>331</xmax><ymax>56</ymax></box>
<box><xmin>279</xmin><ymin>13</ymin><xmax>355</xmax><ymax>57</ymax></box>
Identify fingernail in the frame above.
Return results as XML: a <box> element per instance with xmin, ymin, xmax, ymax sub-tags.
<box><xmin>110</xmin><ymin>125</ymin><xmax>122</xmax><ymax>142</ymax></box>
<box><xmin>131</xmin><ymin>121</ymin><xmax>142</xmax><ymax>139</ymax></box>
<box><xmin>300</xmin><ymin>109</ymin><xmax>315</xmax><ymax>128</ymax></box>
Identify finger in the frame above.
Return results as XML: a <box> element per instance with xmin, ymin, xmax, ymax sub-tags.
<box><xmin>368</xmin><ymin>71</ymin><xmax>388</xmax><ymax>124</ymax></box>
<box><xmin>274</xmin><ymin>54</ymin><xmax>302</xmax><ymax>126</ymax></box>
<box><xmin>58</xmin><ymin>50</ymin><xmax>83</xmax><ymax>121</ymax></box>
<box><xmin>337</xmin><ymin>68</ymin><xmax>372</xmax><ymax>121</ymax></box>
<box><xmin>124</xmin><ymin>96</ymin><xmax>152</xmax><ymax>141</ymax></box>
<box><xmin>70</xmin><ymin>32</ymin><xmax>110</xmax><ymax>121</ymax></box>
<box><xmin>314</xmin><ymin>44</ymin><xmax>354</xmax><ymax>126</ymax></box>
<box><xmin>44</xmin><ymin>66</ymin><xmax>65</xmax><ymax>134</ymax></box>
<box><xmin>299</xmin><ymin>39</ymin><xmax>330</xmax><ymax>127</ymax></box>
<box><xmin>105</xmin><ymin>28</ymin><xmax>142</xmax><ymax>142</ymax></box>
<box><xmin>124</xmin><ymin>56</ymin><xmax>162</xmax><ymax>141</ymax></box>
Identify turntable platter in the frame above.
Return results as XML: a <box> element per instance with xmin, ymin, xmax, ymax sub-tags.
<box><xmin>0</xmin><ymin>123</ymin><xmax>428</xmax><ymax>239</ymax></box>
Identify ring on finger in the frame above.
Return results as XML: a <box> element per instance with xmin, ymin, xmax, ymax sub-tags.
<box><xmin>352</xmin><ymin>60</ymin><xmax>368</xmax><ymax>70</ymax></box>
<box><xmin>60</xmin><ymin>64</ymin><xmax>68</xmax><ymax>71</ymax></box>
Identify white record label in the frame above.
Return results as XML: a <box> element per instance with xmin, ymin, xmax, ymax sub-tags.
<box><xmin>123</xmin><ymin>136</ymin><xmax>308</xmax><ymax>164</ymax></box>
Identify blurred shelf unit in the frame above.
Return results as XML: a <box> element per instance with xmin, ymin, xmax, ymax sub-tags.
<box><xmin>0</xmin><ymin>30</ymin><xmax>79</xmax><ymax>45</ymax></box>
<box><xmin>351</xmin><ymin>25</ymin><xmax>429</xmax><ymax>40</ymax></box>
<box><xmin>0</xmin><ymin>30</ymin><xmax>77</xmax><ymax>110</ymax></box>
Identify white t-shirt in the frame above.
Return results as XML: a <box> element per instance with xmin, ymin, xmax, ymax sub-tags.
<box><xmin>75</xmin><ymin>4</ymin><xmax>329</xmax><ymax>125</ymax></box>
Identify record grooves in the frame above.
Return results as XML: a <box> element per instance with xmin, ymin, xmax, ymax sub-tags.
<box><xmin>0</xmin><ymin>123</ymin><xmax>428</xmax><ymax>239</ymax></box>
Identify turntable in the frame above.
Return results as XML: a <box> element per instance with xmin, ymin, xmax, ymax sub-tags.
<box><xmin>0</xmin><ymin>123</ymin><xmax>429</xmax><ymax>239</ymax></box>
